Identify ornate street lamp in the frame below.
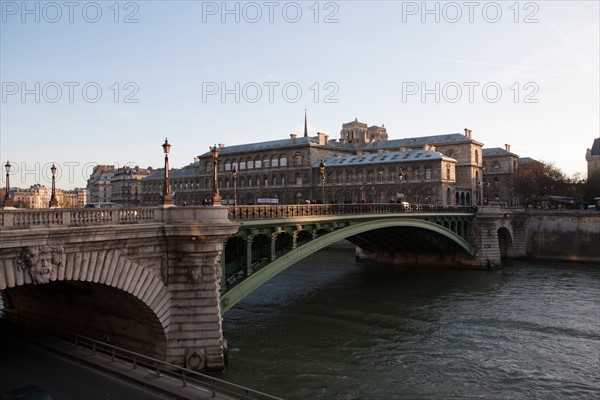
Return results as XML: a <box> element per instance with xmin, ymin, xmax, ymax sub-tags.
<box><xmin>49</xmin><ymin>164</ymin><xmax>59</xmax><ymax>208</ymax></box>
<box><xmin>210</xmin><ymin>144</ymin><xmax>222</xmax><ymax>206</ymax></box>
<box><xmin>3</xmin><ymin>160</ymin><xmax>13</xmax><ymax>208</ymax></box>
<box><xmin>232</xmin><ymin>166</ymin><xmax>238</xmax><ymax>207</ymax></box>
<box><xmin>319</xmin><ymin>159</ymin><xmax>326</xmax><ymax>203</ymax></box>
<box><xmin>398</xmin><ymin>167</ymin><xmax>404</xmax><ymax>202</ymax></box>
<box><xmin>161</xmin><ymin>138</ymin><xmax>174</xmax><ymax>206</ymax></box>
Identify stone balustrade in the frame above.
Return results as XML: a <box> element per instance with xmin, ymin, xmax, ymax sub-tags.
<box><xmin>0</xmin><ymin>206</ymin><xmax>233</xmax><ymax>229</ymax></box>
<box><xmin>1</xmin><ymin>204</ymin><xmax>477</xmax><ymax>229</ymax></box>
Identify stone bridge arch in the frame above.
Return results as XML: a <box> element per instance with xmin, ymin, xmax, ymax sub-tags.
<box><xmin>489</xmin><ymin>216</ymin><xmax>515</xmax><ymax>260</ymax></box>
<box><xmin>0</xmin><ymin>245</ymin><xmax>170</xmax><ymax>358</ymax></box>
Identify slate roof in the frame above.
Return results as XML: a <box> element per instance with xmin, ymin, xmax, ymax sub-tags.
<box><xmin>518</xmin><ymin>157</ymin><xmax>539</xmax><ymax>165</ymax></box>
<box><xmin>316</xmin><ymin>149</ymin><xmax>455</xmax><ymax>168</ymax></box>
<box><xmin>359</xmin><ymin>133</ymin><xmax>482</xmax><ymax>151</ymax></box>
<box><xmin>591</xmin><ymin>138</ymin><xmax>600</xmax><ymax>156</ymax></box>
<box><xmin>197</xmin><ymin>136</ymin><xmax>346</xmax><ymax>158</ymax></box>
<box><xmin>195</xmin><ymin>132</ymin><xmax>481</xmax><ymax>158</ymax></box>
<box><xmin>483</xmin><ymin>147</ymin><xmax>519</xmax><ymax>157</ymax></box>
<box><xmin>144</xmin><ymin>165</ymin><xmax>200</xmax><ymax>181</ymax></box>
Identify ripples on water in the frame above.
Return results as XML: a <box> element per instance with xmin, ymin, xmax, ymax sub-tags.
<box><xmin>222</xmin><ymin>249</ymin><xmax>600</xmax><ymax>400</ymax></box>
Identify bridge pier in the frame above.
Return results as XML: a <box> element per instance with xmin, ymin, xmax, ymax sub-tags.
<box><xmin>469</xmin><ymin>207</ymin><xmax>518</xmax><ymax>268</ymax></box>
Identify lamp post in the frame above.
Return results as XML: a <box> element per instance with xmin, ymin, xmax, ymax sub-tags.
<box><xmin>161</xmin><ymin>138</ymin><xmax>174</xmax><ymax>206</ymax></box>
<box><xmin>49</xmin><ymin>164</ymin><xmax>59</xmax><ymax>208</ymax></box>
<box><xmin>210</xmin><ymin>144</ymin><xmax>222</xmax><ymax>206</ymax></box>
<box><xmin>319</xmin><ymin>159</ymin><xmax>326</xmax><ymax>203</ymax></box>
<box><xmin>232</xmin><ymin>166</ymin><xmax>238</xmax><ymax>207</ymax></box>
<box><xmin>3</xmin><ymin>160</ymin><xmax>13</xmax><ymax>208</ymax></box>
<box><xmin>398</xmin><ymin>167</ymin><xmax>404</xmax><ymax>202</ymax></box>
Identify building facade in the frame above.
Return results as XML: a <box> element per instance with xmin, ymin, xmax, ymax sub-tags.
<box><xmin>7</xmin><ymin>185</ymin><xmax>86</xmax><ymax>208</ymax></box>
<box><xmin>586</xmin><ymin>138</ymin><xmax>600</xmax><ymax>178</ymax></box>
<box><xmin>86</xmin><ymin>165</ymin><xmax>115</xmax><ymax>203</ymax></box>
<box><xmin>61</xmin><ymin>188</ymin><xmax>87</xmax><ymax>208</ymax></box>
<box><xmin>363</xmin><ymin>128</ymin><xmax>483</xmax><ymax>206</ymax></box>
<box><xmin>110</xmin><ymin>166</ymin><xmax>152</xmax><ymax>206</ymax></box>
<box><xmin>585</xmin><ymin>138</ymin><xmax>600</xmax><ymax>201</ymax></box>
<box><xmin>12</xmin><ymin>184</ymin><xmax>52</xmax><ymax>208</ymax></box>
<box><xmin>140</xmin><ymin>120</ymin><xmax>485</xmax><ymax>207</ymax></box>
<box><xmin>482</xmin><ymin>144</ymin><xmax>519</xmax><ymax>206</ymax></box>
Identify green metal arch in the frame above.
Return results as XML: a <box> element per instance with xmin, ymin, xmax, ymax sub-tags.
<box><xmin>221</xmin><ymin>218</ymin><xmax>474</xmax><ymax>312</ymax></box>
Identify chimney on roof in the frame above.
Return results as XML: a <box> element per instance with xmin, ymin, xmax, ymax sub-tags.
<box><xmin>290</xmin><ymin>133</ymin><xmax>297</xmax><ymax>142</ymax></box>
<box><xmin>505</xmin><ymin>144</ymin><xmax>511</xmax><ymax>152</ymax></box>
<box><xmin>317</xmin><ymin>132</ymin><xmax>328</xmax><ymax>145</ymax></box>
<box><xmin>464</xmin><ymin>128</ymin><xmax>472</xmax><ymax>139</ymax></box>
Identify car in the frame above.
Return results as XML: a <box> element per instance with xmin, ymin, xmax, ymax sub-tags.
<box><xmin>83</xmin><ymin>202</ymin><xmax>123</xmax><ymax>209</ymax></box>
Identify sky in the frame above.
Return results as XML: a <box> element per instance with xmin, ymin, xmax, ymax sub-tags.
<box><xmin>1</xmin><ymin>0</ymin><xmax>598</xmax><ymax>189</ymax></box>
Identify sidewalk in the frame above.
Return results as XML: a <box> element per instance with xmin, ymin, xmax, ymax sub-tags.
<box><xmin>33</xmin><ymin>337</ymin><xmax>235</xmax><ymax>400</ymax></box>
<box><xmin>0</xmin><ymin>320</ymin><xmax>251</xmax><ymax>400</ymax></box>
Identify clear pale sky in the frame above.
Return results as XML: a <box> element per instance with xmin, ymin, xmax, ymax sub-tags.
<box><xmin>1</xmin><ymin>0</ymin><xmax>598</xmax><ymax>189</ymax></box>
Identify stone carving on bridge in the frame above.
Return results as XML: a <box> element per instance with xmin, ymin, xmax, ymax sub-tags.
<box><xmin>188</xmin><ymin>254</ymin><xmax>221</xmax><ymax>284</ymax></box>
<box><xmin>189</xmin><ymin>266</ymin><xmax>203</xmax><ymax>284</ymax></box>
<box><xmin>16</xmin><ymin>245</ymin><xmax>65</xmax><ymax>284</ymax></box>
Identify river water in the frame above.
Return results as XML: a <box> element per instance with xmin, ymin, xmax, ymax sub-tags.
<box><xmin>221</xmin><ymin>249</ymin><xmax>599</xmax><ymax>400</ymax></box>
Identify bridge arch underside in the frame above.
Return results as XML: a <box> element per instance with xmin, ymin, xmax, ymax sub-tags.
<box><xmin>221</xmin><ymin>218</ymin><xmax>475</xmax><ymax>312</ymax></box>
<box><xmin>350</xmin><ymin>226</ymin><xmax>474</xmax><ymax>267</ymax></box>
<box><xmin>1</xmin><ymin>281</ymin><xmax>168</xmax><ymax>358</ymax></box>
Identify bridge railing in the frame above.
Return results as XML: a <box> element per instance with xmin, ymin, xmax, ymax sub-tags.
<box><xmin>228</xmin><ymin>203</ymin><xmax>476</xmax><ymax>220</ymax></box>
<box><xmin>10</xmin><ymin>319</ymin><xmax>282</xmax><ymax>400</ymax></box>
<box><xmin>0</xmin><ymin>207</ymin><xmax>158</xmax><ymax>229</ymax></box>
<box><xmin>0</xmin><ymin>203</ymin><xmax>477</xmax><ymax>229</ymax></box>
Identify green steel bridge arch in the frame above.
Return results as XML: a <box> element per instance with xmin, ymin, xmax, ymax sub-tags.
<box><xmin>220</xmin><ymin>213</ymin><xmax>475</xmax><ymax>312</ymax></box>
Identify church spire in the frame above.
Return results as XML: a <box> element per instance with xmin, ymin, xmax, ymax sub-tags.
<box><xmin>304</xmin><ymin>109</ymin><xmax>308</xmax><ymax>137</ymax></box>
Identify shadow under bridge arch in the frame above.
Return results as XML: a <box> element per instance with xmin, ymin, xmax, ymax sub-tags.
<box><xmin>220</xmin><ymin>218</ymin><xmax>475</xmax><ymax>312</ymax></box>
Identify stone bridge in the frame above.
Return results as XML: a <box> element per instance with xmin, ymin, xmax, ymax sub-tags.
<box><xmin>0</xmin><ymin>204</ymin><xmax>538</xmax><ymax>371</ymax></box>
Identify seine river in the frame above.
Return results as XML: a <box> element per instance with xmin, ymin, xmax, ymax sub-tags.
<box><xmin>221</xmin><ymin>249</ymin><xmax>599</xmax><ymax>400</ymax></box>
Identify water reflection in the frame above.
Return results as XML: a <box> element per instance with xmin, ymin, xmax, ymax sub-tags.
<box><xmin>222</xmin><ymin>250</ymin><xmax>600</xmax><ymax>400</ymax></box>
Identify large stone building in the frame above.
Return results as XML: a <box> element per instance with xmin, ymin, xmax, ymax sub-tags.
<box><xmin>586</xmin><ymin>138</ymin><xmax>600</xmax><ymax>200</ymax></box>
<box><xmin>586</xmin><ymin>138</ymin><xmax>600</xmax><ymax>178</ymax></box>
<box><xmin>111</xmin><ymin>166</ymin><xmax>153</xmax><ymax>206</ymax></box>
<box><xmin>7</xmin><ymin>185</ymin><xmax>86</xmax><ymax>209</ymax></box>
<box><xmin>11</xmin><ymin>184</ymin><xmax>51</xmax><ymax>209</ymax></box>
<box><xmin>482</xmin><ymin>144</ymin><xmax>519</xmax><ymax>206</ymax></box>
<box><xmin>362</xmin><ymin>128</ymin><xmax>483</xmax><ymax>206</ymax></box>
<box><xmin>86</xmin><ymin>165</ymin><xmax>115</xmax><ymax>203</ymax></box>
<box><xmin>61</xmin><ymin>188</ymin><xmax>87</xmax><ymax>208</ymax></box>
<box><xmin>140</xmin><ymin>119</ymin><xmax>485</xmax><ymax>207</ymax></box>
<box><xmin>86</xmin><ymin>165</ymin><xmax>152</xmax><ymax>206</ymax></box>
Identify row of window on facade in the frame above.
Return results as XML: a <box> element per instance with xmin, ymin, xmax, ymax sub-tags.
<box><xmin>145</xmin><ymin>186</ymin><xmax>448</xmax><ymax>205</ymax></box>
<box><xmin>142</xmin><ymin>165</ymin><xmax>454</xmax><ymax>193</ymax></box>
<box><xmin>202</xmin><ymin>163</ymin><xmax>453</xmax><ymax>182</ymax></box>
<box><xmin>208</xmin><ymin>154</ymin><xmax>295</xmax><ymax>173</ymax></box>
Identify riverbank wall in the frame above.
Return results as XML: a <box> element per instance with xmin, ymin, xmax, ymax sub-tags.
<box><xmin>521</xmin><ymin>209</ymin><xmax>600</xmax><ymax>263</ymax></box>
